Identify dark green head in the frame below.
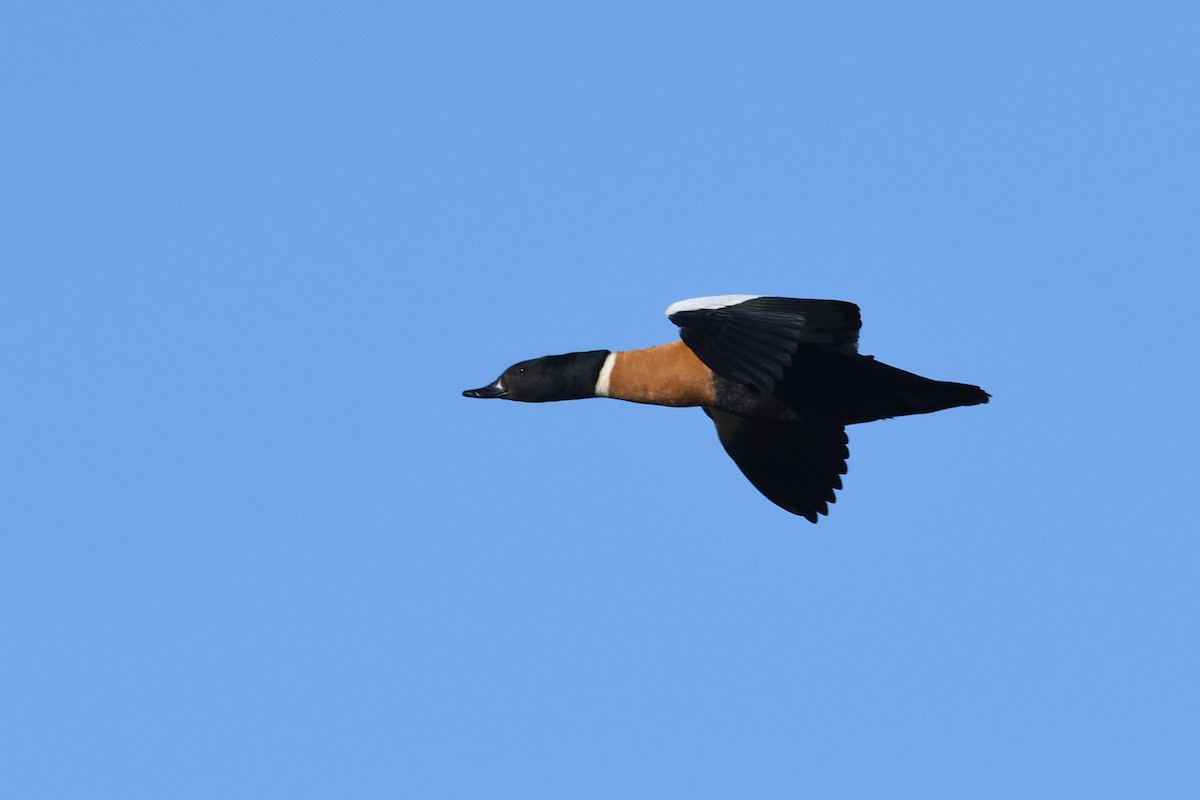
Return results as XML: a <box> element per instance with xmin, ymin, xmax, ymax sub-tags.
<box><xmin>463</xmin><ymin>350</ymin><xmax>611</xmax><ymax>402</ymax></box>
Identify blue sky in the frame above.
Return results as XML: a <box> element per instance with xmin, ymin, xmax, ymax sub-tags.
<box><xmin>2</xmin><ymin>2</ymin><xmax>1197</xmax><ymax>797</ymax></box>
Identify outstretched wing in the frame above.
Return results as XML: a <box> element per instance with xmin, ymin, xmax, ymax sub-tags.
<box><xmin>705</xmin><ymin>408</ymin><xmax>849</xmax><ymax>523</ymax></box>
<box><xmin>667</xmin><ymin>295</ymin><xmax>861</xmax><ymax>393</ymax></box>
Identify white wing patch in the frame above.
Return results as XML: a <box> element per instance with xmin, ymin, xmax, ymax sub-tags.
<box><xmin>665</xmin><ymin>295</ymin><xmax>763</xmax><ymax>317</ymax></box>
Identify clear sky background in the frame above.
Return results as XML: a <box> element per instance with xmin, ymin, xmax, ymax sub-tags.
<box><xmin>3</xmin><ymin>3</ymin><xmax>1197</xmax><ymax>798</ymax></box>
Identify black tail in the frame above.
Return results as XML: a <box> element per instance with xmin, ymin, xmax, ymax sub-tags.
<box><xmin>897</xmin><ymin>379</ymin><xmax>990</xmax><ymax>417</ymax></box>
<box><xmin>773</xmin><ymin>349</ymin><xmax>990</xmax><ymax>425</ymax></box>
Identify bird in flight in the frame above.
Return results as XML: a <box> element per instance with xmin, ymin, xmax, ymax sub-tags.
<box><xmin>464</xmin><ymin>295</ymin><xmax>989</xmax><ymax>522</ymax></box>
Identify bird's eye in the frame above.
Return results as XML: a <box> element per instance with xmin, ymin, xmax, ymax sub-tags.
<box><xmin>518</xmin><ymin>367</ymin><xmax>526</xmax><ymax>374</ymax></box>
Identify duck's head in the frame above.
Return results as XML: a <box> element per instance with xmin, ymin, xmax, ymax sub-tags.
<box><xmin>463</xmin><ymin>350</ymin><xmax>610</xmax><ymax>403</ymax></box>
